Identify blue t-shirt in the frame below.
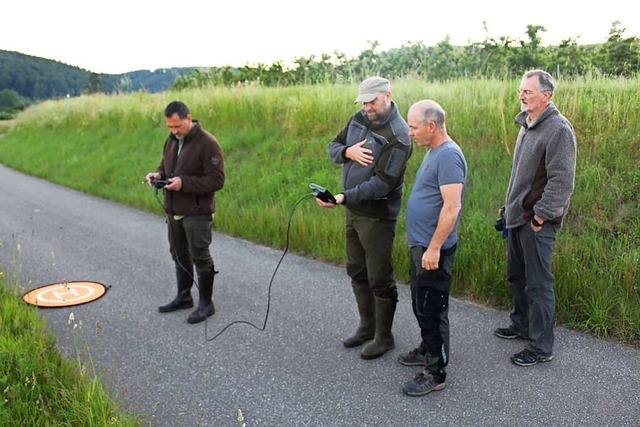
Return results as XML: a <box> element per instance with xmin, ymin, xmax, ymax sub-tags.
<box><xmin>406</xmin><ymin>140</ymin><xmax>467</xmax><ymax>249</ymax></box>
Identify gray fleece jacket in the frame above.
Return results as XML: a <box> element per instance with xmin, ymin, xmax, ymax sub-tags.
<box><xmin>505</xmin><ymin>102</ymin><xmax>577</xmax><ymax>229</ymax></box>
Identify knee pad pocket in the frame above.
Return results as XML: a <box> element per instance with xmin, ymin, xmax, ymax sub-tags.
<box><xmin>416</xmin><ymin>286</ymin><xmax>449</xmax><ymax>317</ymax></box>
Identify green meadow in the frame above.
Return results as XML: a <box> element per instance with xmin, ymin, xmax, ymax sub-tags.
<box><xmin>1</xmin><ymin>78</ymin><xmax>638</xmax><ymax>345</ymax></box>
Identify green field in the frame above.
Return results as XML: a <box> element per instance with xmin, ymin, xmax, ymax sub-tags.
<box><xmin>1</xmin><ymin>77</ymin><xmax>638</xmax><ymax>344</ymax></box>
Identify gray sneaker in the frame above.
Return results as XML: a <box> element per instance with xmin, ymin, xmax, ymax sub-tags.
<box><xmin>397</xmin><ymin>348</ymin><xmax>427</xmax><ymax>366</ymax></box>
<box><xmin>402</xmin><ymin>370</ymin><xmax>446</xmax><ymax>397</ymax></box>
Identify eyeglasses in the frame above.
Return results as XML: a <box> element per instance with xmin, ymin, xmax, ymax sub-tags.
<box><xmin>518</xmin><ymin>89</ymin><xmax>537</xmax><ymax>96</ymax></box>
<box><xmin>518</xmin><ymin>89</ymin><xmax>551</xmax><ymax>96</ymax></box>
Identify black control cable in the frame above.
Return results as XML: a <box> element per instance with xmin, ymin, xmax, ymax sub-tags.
<box><xmin>202</xmin><ymin>192</ymin><xmax>314</xmax><ymax>342</ymax></box>
<box><xmin>149</xmin><ymin>181</ymin><xmax>320</xmax><ymax>342</ymax></box>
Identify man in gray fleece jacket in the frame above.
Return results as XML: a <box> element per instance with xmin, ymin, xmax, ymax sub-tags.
<box><xmin>494</xmin><ymin>69</ymin><xmax>577</xmax><ymax>367</ymax></box>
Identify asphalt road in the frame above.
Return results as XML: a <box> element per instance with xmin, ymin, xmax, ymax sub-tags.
<box><xmin>1</xmin><ymin>164</ymin><xmax>638</xmax><ymax>426</ymax></box>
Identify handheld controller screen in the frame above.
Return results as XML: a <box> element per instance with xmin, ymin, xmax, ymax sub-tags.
<box><xmin>310</xmin><ymin>183</ymin><xmax>337</xmax><ymax>204</ymax></box>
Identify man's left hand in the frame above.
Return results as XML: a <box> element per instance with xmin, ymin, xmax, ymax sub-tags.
<box><xmin>164</xmin><ymin>177</ymin><xmax>182</xmax><ymax>191</ymax></box>
<box><xmin>530</xmin><ymin>214</ymin><xmax>544</xmax><ymax>231</ymax></box>
<box><xmin>422</xmin><ymin>246</ymin><xmax>440</xmax><ymax>271</ymax></box>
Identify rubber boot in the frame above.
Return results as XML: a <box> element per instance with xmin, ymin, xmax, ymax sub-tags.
<box><xmin>158</xmin><ymin>263</ymin><xmax>194</xmax><ymax>313</ymax></box>
<box><xmin>187</xmin><ymin>267</ymin><xmax>216</xmax><ymax>324</ymax></box>
<box><xmin>343</xmin><ymin>283</ymin><xmax>376</xmax><ymax>348</ymax></box>
<box><xmin>361</xmin><ymin>296</ymin><xmax>396</xmax><ymax>359</ymax></box>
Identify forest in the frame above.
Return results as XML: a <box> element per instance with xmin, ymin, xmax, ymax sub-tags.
<box><xmin>0</xmin><ymin>50</ymin><xmax>196</xmax><ymax>118</ymax></box>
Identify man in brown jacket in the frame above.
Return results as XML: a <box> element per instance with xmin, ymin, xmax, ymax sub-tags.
<box><xmin>146</xmin><ymin>100</ymin><xmax>225</xmax><ymax>324</ymax></box>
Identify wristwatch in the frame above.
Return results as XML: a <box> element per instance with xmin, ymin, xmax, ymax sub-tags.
<box><xmin>531</xmin><ymin>217</ymin><xmax>544</xmax><ymax>227</ymax></box>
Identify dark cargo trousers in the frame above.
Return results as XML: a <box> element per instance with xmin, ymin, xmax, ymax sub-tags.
<box><xmin>345</xmin><ymin>210</ymin><xmax>397</xmax><ymax>299</ymax></box>
<box><xmin>409</xmin><ymin>245</ymin><xmax>455</xmax><ymax>381</ymax></box>
<box><xmin>507</xmin><ymin>222</ymin><xmax>557</xmax><ymax>356</ymax></box>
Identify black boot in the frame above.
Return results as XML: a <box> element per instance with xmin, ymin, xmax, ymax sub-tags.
<box><xmin>343</xmin><ymin>283</ymin><xmax>376</xmax><ymax>348</ymax></box>
<box><xmin>187</xmin><ymin>267</ymin><xmax>216</xmax><ymax>324</ymax></box>
<box><xmin>159</xmin><ymin>263</ymin><xmax>194</xmax><ymax>313</ymax></box>
<box><xmin>361</xmin><ymin>295</ymin><xmax>396</xmax><ymax>359</ymax></box>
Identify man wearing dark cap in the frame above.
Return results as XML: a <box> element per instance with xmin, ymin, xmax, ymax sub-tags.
<box><xmin>316</xmin><ymin>76</ymin><xmax>412</xmax><ymax>360</ymax></box>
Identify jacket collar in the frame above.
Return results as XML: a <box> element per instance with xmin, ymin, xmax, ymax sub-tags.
<box><xmin>170</xmin><ymin>120</ymin><xmax>201</xmax><ymax>143</ymax></box>
<box><xmin>515</xmin><ymin>102</ymin><xmax>558</xmax><ymax>129</ymax></box>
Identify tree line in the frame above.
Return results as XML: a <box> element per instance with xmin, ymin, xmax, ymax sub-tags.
<box><xmin>2</xmin><ymin>21</ymin><xmax>638</xmax><ymax>119</ymax></box>
<box><xmin>173</xmin><ymin>22</ymin><xmax>640</xmax><ymax>90</ymax></box>
<box><xmin>0</xmin><ymin>49</ymin><xmax>199</xmax><ymax>117</ymax></box>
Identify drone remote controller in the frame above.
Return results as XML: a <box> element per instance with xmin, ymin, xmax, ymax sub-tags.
<box><xmin>152</xmin><ymin>179</ymin><xmax>168</xmax><ymax>189</ymax></box>
<box><xmin>310</xmin><ymin>183</ymin><xmax>337</xmax><ymax>204</ymax></box>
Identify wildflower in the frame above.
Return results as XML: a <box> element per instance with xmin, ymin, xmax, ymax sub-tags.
<box><xmin>68</xmin><ymin>312</ymin><xmax>75</xmax><ymax>325</ymax></box>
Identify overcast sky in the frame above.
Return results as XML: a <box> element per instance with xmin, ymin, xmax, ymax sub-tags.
<box><xmin>2</xmin><ymin>0</ymin><xmax>638</xmax><ymax>74</ymax></box>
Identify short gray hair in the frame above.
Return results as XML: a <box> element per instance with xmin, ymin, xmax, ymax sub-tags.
<box><xmin>413</xmin><ymin>100</ymin><xmax>446</xmax><ymax>129</ymax></box>
<box><xmin>524</xmin><ymin>69</ymin><xmax>555</xmax><ymax>95</ymax></box>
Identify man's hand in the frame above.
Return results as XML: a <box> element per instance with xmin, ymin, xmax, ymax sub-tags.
<box><xmin>422</xmin><ymin>246</ymin><xmax>441</xmax><ymax>271</ymax></box>
<box><xmin>345</xmin><ymin>139</ymin><xmax>374</xmax><ymax>166</ymax></box>
<box><xmin>315</xmin><ymin>193</ymin><xmax>345</xmax><ymax>208</ymax></box>
<box><xmin>530</xmin><ymin>214</ymin><xmax>544</xmax><ymax>231</ymax></box>
<box><xmin>164</xmin><ymin>177</ymin><xmax>182</xmax><ymax>191</ymax></box>
<box><xmin>145</xmin><ymin>172</ymin><xmax>160</xmax><ymax>187</ymax></box>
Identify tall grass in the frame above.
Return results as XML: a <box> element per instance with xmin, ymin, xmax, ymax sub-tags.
<box><xmin>0</xmin><ymin>273</ymin><xmax>144</xmax><ymax>426</ymax></box>
<box><xmin>0</xmin><ymin>77</ymin><xmax>638</xmax><ymax>344</ymax></box>
<box><xmin>0</xmin><ymin>120</ymin><xmax>14</xmax><ymax>134</ymax></box>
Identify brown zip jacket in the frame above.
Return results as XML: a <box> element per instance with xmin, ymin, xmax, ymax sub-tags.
<box><xmin>157</xmin><ymin>120</ymin><xmax>225</xmax><ymax>216</ymax></box>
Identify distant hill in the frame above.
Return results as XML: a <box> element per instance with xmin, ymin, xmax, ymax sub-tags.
<box><xmin>0</xmin><ymin>50</ymin><xmax>200</xmax><ymax>100</ymax></box>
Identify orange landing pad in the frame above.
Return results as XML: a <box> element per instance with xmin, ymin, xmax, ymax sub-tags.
<box><xmin>23</xmin><ymin>281</ymin><xmax>108</xmax><ymax>307</ymax></box>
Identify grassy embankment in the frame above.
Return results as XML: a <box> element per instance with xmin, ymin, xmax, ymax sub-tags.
<box><xmin>0</xmin><ymin>119</ymin><xmax>14</xmax><ymax>134</ymax></box>
<box><xmin>0</xmin><ymin>272</ymin><xmax>144</xmax><ymax>425</ymax></box>
<box><xmin>0</xmin><ymin>78</ymin><xmax>638</xmax><ymax>347</ymax></box>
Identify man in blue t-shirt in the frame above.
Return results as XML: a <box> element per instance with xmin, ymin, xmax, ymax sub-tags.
<box><xmin>400</xmin><ymin>100</ymin><xmax>467</xmax><ymax>397</ymax></box>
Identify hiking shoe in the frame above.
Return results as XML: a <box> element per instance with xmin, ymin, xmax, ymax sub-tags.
<box><xmin>398</xmin><ymin>348</ymin><xmax>427</xmax><ymax>366</ymax></box>
<box><xmin>494</xmin><ymin>327</ymin><xmax>527</xmax><ymax>340</ymax></box>
<box><xmin>402</xmin><ymin>370</ymin><xmax>446</xmax><ymax>397</ymax></box>
<box><xmin>511</xmin><ymin>348</ymin><xmax>553</xmax><ymax>367</ymax></box>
